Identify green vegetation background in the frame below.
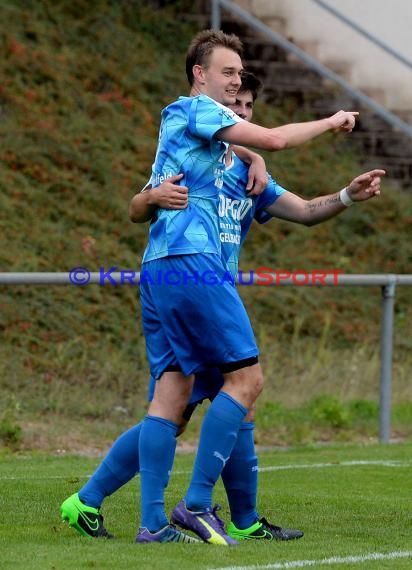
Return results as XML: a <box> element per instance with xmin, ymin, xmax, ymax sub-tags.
<box><xmin>1</xmin><ymin>0</ymin><xmax>411</xmax><ymax>451</ymax></box>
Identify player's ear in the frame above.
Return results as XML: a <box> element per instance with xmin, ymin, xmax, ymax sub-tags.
<box><xmin>192</xmin><ymin>64</ymin><xmax>205</xmax><ymax>84</ymax></box>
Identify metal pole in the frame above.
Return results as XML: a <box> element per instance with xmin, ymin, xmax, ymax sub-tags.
<box><xmin>379</xmin><ymin>279</ymin><xmax>396</xmax><ymax>443</ymax></box>
<box><xmin>211</xmin><ymin>0</ymin><xmax>221</xmax><ymax>30</ymax></box>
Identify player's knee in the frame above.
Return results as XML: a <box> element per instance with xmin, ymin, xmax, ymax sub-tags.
<box><xmin>247</xmin><ymin>369</ymin><xmax>264</xmax><ymax>401</ymax></box>
<box><xmin>255</xmin><ymin>372</ymin><xmax>264</xmax><ymax>395</ymax></box>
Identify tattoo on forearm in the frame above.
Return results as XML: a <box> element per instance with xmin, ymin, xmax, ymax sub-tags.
<box><xmin>305</xmin><ymin>195</ymin><xmax>340</xmax><ymax>212</ymax></box>
<box><xmin>324</xmin><ymin>195</ymin><xmax>340</xmax><ymax>205</ymax></box>
<box><xmin>306</xmin><ymin>202</ymin><xmax>318</xmax><ymax>213</ymax></box>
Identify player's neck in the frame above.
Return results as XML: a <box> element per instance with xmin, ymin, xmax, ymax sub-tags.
<box><xmin>189</xmin><ymin>85</ymin><xmax>202</xmax><ymax>97</ymax></box>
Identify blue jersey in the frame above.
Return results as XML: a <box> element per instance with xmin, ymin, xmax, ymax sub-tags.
<box><xmin>142</xmin><ymin>95</ymin><xmax>242</xmax><ymax>262</ymax></box>
<box><xmin>144</xmin><ymin>153</ymin><xmax>287</xmax><ymax>392</ymax></box>
<box><xmin>218</xmin><ymin>151</ymin><xmax>286</xmax><ymax>277</ymax></box>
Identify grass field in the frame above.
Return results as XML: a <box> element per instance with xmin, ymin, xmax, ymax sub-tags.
<box><xmin>1</xmin><ymin>442</ymin><xmax>411</xmax><ymax>570</ymax></box>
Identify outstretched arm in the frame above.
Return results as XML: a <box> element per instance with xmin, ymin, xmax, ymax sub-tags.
<box><xmin>217</xmin><ymin>110</ymin><xmax>359</xmax><ymax>151</ymax></box>
<box><xmin>265</xmin><ymin>169</ymin><xmax>385</xmax><ymax>226</ymax></box>
<box><xmin>129</xmin><ymin>174</ymin><xmax>188</xmax><ymax>223</ymax></box>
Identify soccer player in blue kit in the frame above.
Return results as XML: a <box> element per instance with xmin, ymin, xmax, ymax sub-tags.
<box><xmin>60</xmin><ymin>60</ymin><xmax>384</xmax><ymax>543</ymax></box>
<box><xmin>133</xmin><ymin>26</ymin><xmax>371</xmax><ymax>545</ymax></box>
<box><xmin>133</xmin><ymin>30</ymin><xmax>362</xmax><ymax>546</ymax></box>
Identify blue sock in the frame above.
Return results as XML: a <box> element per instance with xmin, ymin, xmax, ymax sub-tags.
<box><xmin>185</xmin><ymin>392</ymin><xmax>247</xmax><ymax>511</ymax></box>
<box><xmin>221</xmin><ymin>421</ymin><xmax>259</xmax><ymax>529</ymax></box>
<box><xmin>79</xmin><ymin>423</ymin><xmax>142</xmax><ymax>508</ymax></box>
<box><xmin>139</xmin><ymin>415</ymin><xmax>178</xmax><ymax>532</ymax></box>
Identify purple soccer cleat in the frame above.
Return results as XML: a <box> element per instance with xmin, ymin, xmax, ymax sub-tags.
<box><xmin>171</xmin><ymin>500</ymin><xmax>238</xmax><ymax>545</ymax></box>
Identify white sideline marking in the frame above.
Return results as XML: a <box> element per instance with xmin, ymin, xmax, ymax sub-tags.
<box><xmin>176</xmin><ymin>459</ymin><xmax>412</xmax><ymax>476</ymax></box>
<box><xmin>258</xmin><ymin>459</ymin><xmax>412</xmax><ymax>472</ymax></box>
<box><xmin>208</xmin><ymin>550</ymin><xmax>412</xmax><ymax>570</ymax></box>
<box><xmin>1</xmin><ymin>459</ymin><xmax>410</xmax><ymax>480</ymax></box>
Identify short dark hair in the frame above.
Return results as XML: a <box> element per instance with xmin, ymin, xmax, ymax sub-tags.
<box><xmin>239</xmin><ymin>71</ymin><xmax>262</xmax><ymax>102</ymax></box>
<box><xmin>186</xmin><ymin>29</ymin><xmax>243</xmax><ymax>86</ymax></box>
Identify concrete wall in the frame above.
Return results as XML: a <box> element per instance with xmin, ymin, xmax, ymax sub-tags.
<box><xmin>236</xmin><ymin>0</ymin><xmax>412</xmax><ymax>111</ymax></box>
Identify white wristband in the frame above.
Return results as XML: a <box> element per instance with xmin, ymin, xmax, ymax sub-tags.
<box><xmin>339</xmin><ymin>187</ymin><xmax>354</xmax><ymax>207</ymax></box>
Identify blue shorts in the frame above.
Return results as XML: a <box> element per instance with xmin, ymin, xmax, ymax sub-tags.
<box><xmin>147</xmin><ymin>368</ymin><xmax>223</xmax><ymax>407</ymax></box>
<box><xmin>140</xmin><ymin>253</ymin><xmax>259</xmax><ymax>379</ymax></box>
